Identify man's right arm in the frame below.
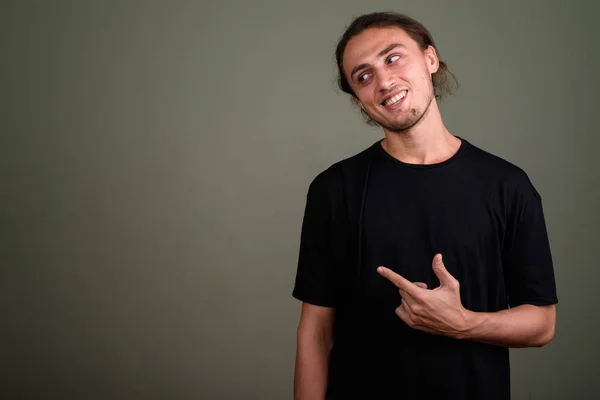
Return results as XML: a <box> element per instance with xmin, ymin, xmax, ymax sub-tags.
<box><xmin>293</xmin><ymin>169</ymin><xmax>340</xmax><ymax>399</ymax></box>
<box><xmin>294</xmin><ymin>302</ymin><xmax>335</xmax><ymax>400</ymax></box>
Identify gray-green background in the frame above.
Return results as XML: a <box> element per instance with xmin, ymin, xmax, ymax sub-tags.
<box><xmin>1</xmin><ymin>0</ymin><xmax>597</xmax><ymax>398</ymax></box>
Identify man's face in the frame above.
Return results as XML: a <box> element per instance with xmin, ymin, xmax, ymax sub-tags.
<box><xmin>343</xmin><ymin>26</ymin><xmax>439</xmax><ymax>133</ymax></box>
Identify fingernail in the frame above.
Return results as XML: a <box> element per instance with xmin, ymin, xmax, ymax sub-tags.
<box><xmin>377</xmin><ymin>267</ymin><xmax>384</xmax><ymax>274</ymax></box>
<box><xmin>437</xmin><ymin>254</ymin><xmax>443</xmax><ymax>264</ymax></box>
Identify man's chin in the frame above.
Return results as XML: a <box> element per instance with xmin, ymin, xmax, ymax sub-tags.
<box><xmin>376</xmin><ymin>118</ymin><xmax>417</xmax><ymax>133</ymax></box>
<box><xmin>370</xmin><ymin>109</ymin><xmax>426</xmax><ymax>133</ymax></box>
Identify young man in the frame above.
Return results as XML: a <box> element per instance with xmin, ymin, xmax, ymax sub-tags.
<box><xmin>292</xmin><ymin>12</ymin><xmax>558</xmax><ymax>400</ymax></box>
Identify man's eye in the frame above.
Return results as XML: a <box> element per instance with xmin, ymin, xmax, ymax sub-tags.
<box><xmin>359</xmin><ymin>73</ymin><xmax>371</xmax><ymax>82</ymax></box>
<box><xmin>388</xmin><ymin>55</ymin><xmax>400</xmax><ymax>63</ymax></box>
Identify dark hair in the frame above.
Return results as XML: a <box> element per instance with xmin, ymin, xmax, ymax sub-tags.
<box><xmin>335</xmin><ymin>12</ymin><xmax>458</xmax><ymax>124</ymax></box>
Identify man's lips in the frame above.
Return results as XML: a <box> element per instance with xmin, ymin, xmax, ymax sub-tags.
<box><xmin>381</xmin><ymin>90</ymin><xmax>408</xmax><ymax>109</ymax></box>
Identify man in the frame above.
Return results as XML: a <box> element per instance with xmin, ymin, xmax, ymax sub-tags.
<box><xmin>292</xmin><ymin>12</ymin><xmax>558</xmax><ymax>400</ymax></box>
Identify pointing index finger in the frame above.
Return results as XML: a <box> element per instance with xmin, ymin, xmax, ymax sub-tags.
<box><xmin>377</xmin><ymin>266</ymin><xmax>420</xmax><ymax>296</ymax></box>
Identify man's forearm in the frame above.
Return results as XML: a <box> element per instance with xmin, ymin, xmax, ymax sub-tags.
<box><xmin>294</xmin><ymin>332</ymin><xmax>332</xmax><ymax>400</ymax></box>
<box><xmin>458</xmin><ymin>304</ymin><xmax>556</xmax><ymax>348</ymax></box>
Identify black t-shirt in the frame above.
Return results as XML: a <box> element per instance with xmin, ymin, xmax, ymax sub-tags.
<box><xmin>292</xmin><ymin>137</ymin><xmax>558</xmax><ymax>399</ymax></box>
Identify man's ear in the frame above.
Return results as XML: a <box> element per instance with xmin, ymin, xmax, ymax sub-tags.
<box><xmin>425</xmin><ymin>45</ymin><xmax>440</xmax><ymax>74</ymax></box>
<box><xmin>353</xmin><ymin>95</ymin><xmax>364</xmax><ymax>111</ymax></box>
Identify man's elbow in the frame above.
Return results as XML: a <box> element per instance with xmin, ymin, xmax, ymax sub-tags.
<box><xmin>533</xmin><ymin>323</ymin><xmax>555</xmax><ymax>347</ymax></box>
<box><xmin>533</xmin><ymin>308</ymin><xmax>556</xmax><ymax>347</ymax></box>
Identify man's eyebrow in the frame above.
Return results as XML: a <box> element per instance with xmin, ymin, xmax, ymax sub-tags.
<box><xmin>378</xmin><ymin>43</ymin><xmax>404</xmax><ymax>57</ymax></box>
<box><xmin>350</xmin><ymin>63</ymin><xmax>370</xmax><ymax>80</ymax></box>
<box><xmin>350</xmin><ymin>43</ymin><xmax>405</xmax><ymax>80</ymax></box>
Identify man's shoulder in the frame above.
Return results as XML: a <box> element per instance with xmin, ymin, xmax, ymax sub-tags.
<box><xmin>308</xmin><ymin>143</ymin><xmax>375</xmax><ymax>192</ymax></box>
<box><xmin>464</xmin><ymin>139</ymin><xmax>539</xmax><ymax>197</ymax></box>
<box><xmin>464</xmin><ymin>139</ymin><xmax>531</xmax><ymax>182</ymax></box>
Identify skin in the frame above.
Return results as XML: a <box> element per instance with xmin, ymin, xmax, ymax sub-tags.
<box><xmin>377</xmin><ymin>254</ymin><xmax>556</xmax><ymax>347</ymax></box>
<box><xmin>344</xmin><ymin>26</ymin><xmax>462</xmax><ymax>164</ymax></box>
<box><xmin>294</xmin><ymin>303</ymin><xmax>333</xmax><ymax>400</ymax></box>
<box><xmin>294</xmin><ymin>25</ymin><xmax>556</xmax><ymax>400</ymax></box>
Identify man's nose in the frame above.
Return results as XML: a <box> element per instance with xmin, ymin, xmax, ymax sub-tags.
<box><xmin>377</xmin><ymin>69</ymin><xmax>397</xmax><ymax>92</ymax></box>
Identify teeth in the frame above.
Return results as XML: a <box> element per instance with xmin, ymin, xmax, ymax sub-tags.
<box><xmin>384</xmin><ymin>91</ymin><xmax>407</xmax><ymax>106</ymax></box>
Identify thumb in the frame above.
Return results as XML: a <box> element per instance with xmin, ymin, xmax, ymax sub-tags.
<box><xmin>432</xmin><ymin>254</ymin><xmax>453</xmax><ymax>286</ymax></box>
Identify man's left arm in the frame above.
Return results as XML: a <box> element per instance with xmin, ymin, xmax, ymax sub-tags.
<box><xmin>460</xmin><ymin>302</ymin><xmax>556</xmax><ymax>348</ymax></box>
<box><xmin>377</xmin><ymin>253</ymin><xmax>556</xmax><ymax>349</ymax></box>
<box><xmin>469</xmin><ymin>171</ymin><xmax>558</xmax><ymax>348</ymax></box>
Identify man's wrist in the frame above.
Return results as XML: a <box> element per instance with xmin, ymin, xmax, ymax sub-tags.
<box><xmin>455</xmin><ymin>309</ymin><xmax>486</xmax><ymax>340</ymax></box>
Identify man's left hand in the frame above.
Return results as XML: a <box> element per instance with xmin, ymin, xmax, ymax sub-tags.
<box><xmin>377</xmin><ymin>254</ymin><xmax>472</xmax><ymax>338</ymax></box>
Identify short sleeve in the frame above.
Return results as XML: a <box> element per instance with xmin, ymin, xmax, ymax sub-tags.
<box><xmin>503</xmin><ymin>173</ymin><xmax>558</xmax><ymax>307</ymax></box>
<box><xmin>292</xmin><ymin>172</ymin><xmax>339</xmax><ymax>308</ymax></box>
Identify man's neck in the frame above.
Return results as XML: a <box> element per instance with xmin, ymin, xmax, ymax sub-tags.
<box><xmin>381</xmin><ymin>101</ymin><xmax>461</xmax><ymax>165</ymax></box>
